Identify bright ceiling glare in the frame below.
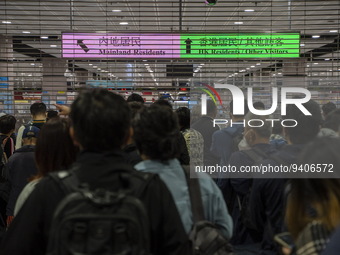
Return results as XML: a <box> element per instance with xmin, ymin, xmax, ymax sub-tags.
<box><xmin>312</xmin><ymin>35</ymin><xmax>320</xmax><ymax>38</ymax></box>
<box><xmin>112</xmin><ymin>10</ymin><xmax>122</xmax><ymax>12</ymax></box>
<box><xmin>329</xmin><ymin>30</ymin><xmax>338</xmax><ymax>33</ymax></box>
<box><xmin>205</xmin><ymin>0</ymin><xmax>217</xmax><ymax>6</ymax></box>
<box><xmin>2</xmin><ymin>21</ymin><xmax>11</xmax><ymax>24</ymax></box>
<box><xmin>41</xmin><ymin>36</ymin><xmax>48</xmax><ymax>39</ymax></box>
<box><xmin>22</xmin><ymin>31</ymin><xmax>30</xmax><ymax>34</ymax></box>
<box><xmin>119</xmin><ymin>22</ymin><xmax>128</xmax><ymax>25</ymax></box>
<box><xmin>244</xmin><ymin>9</ymin><xmax>254</xmax><ymax>12</ymax></box>
<box><xmin>234</xmin><ymin>22</ymin><xmax>243</xmax><ymax>25</ymax></box>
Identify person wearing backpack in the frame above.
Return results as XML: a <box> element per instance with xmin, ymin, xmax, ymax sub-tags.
<box><xmin>0</xmin><ymin>88</ymin><xmax>190</xmax><ymax>255</ymax></box>
<box><xmin>0</xmin><ymin>114</ymin><xmax>16</xmax><ymax>231</ymax></box>
<box><xmin>211</xmin><ymin>100</ymin><xmax>249</xmax><ymax>211</ymax></box>
<box><xmin>133</xmin><ymin>105</ymin><xmax>233</xmax><ymax>242</ymax></box>
<box><xmin>5</xmin><ymin>125</ymin><xmax>40</xmax><ymax>226</ymax></box>
<box><xmin>227</xmin><ymin>113</ymin><xmax>278</xmax><ymax>254</ymax></box>
<box><xmin>15</xmin><ymin>102</ymin><xmax>47</xmax><ymax>150</ymax></box>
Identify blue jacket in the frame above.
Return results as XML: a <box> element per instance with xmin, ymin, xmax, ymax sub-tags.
<box><xmin>135</xmin><ymin>158</ymin><xmax>233</xmax><ymax>239</ymax></box>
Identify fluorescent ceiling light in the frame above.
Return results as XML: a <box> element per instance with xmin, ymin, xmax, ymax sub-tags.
<box><xmin>325</xmin><ymin>58</ymin><xmax>330</xmax><ymax>61</ymax></box>
<box><xmin>300</xmin><ymin>44</ymin><xmax>305</xmax><ymax>47</ymax></box>
<box><xmin>244</xmin><ymin>9</ymin><xmax>254</xmax><ymax>12</ymax></box>
<box><xmin>329</xmin><ymin>30</ymin><xmax>338</xmax><ymax>33</ymax></box>
<box><xmin>312</xmin><ymin>35</ymin><xmax>320</xmax><ymax>38</ymax></box>
<box><xmin>22</xmin><ymin>31</ymin><xmax>30</xmax><ymax>34</ymax></box>
<box><xmin>89</xmin><ymin>63</ymin><xmax>93</xmax><ymax>66</ymax></box>
<box><xmin>50</xmin><ymin>45</ymin><xmax>57</xmax><ymax>47</ymax></box>
<box><xmin>2</xmin><ymin>21</ymin><xmax>11</xmax><ymax>24</ymax></box>
<box><xmin>234</xmin><ymin>22</ymin><xmax>243</xmax><ymax>25</ymax></box>
<box><xmin>119</xmin><ymin>22</ymin><xmax>129</xmax><ymax>25</ymax></box>
<box><xmin>251</xmin><ymin>66</ymin><xmax>255</xmax><ymax>68</ymax></box>
<box><xmin>41</xmin><ymin>36</ymin><xmax>48</xmax><ymax>39</ymax></box>
<box><xmin>112</xmin><ymin>10</ymin><xmax>122</xmax><ymax>12</ymax></box>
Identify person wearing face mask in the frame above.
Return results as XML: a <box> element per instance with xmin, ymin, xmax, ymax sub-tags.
<box><xmin>225</xmin><ymin>112</ymin><xmax>278</xmax><ymax>255</ymax></box>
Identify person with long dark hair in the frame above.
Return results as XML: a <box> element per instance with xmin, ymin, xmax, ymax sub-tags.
<box><xmin>14</xmin><ymin>117</ymin><xmax>78</xmax><ymax>215</ymax></box>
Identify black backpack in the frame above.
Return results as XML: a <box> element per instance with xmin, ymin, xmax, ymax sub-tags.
<box><xmin>47</xmin><ymin>166</ymin><xmax>153</xmax><ymax>255</ymax></box>
<box><xmin>183</xmin><ymin>166</ymin><xmax>233</xmax><ymax>255</ymax></box>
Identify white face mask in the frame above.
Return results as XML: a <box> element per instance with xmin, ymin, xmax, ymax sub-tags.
<box><xmin>238</xmin><ymin>137</ymin><xmax>251</xmax><ymax>151</ymax></box>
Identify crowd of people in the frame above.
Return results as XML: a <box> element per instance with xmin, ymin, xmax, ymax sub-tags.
<box><xmin>0</xmin><ymin>89</ymin><xmax>339</xmax><ymax>255</ymax></box>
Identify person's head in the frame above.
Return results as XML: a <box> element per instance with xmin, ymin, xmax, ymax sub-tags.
<box><xmin>322</xmin><ymin>102</ymin><xmax>336</xmax><ymax>119</ymax></box>
<box><xmin>22</xmin><ymin>125</ymin><xmax>40</xmax><ymax>146</ymax></box>
<box><xmin>243</xmin><ymin>112</ymin><xmax>272</xmax><ymax>146</ymax></box>
<box><xmin>206</xmin><ymin>100</ymin><xmax>217</xmax><ymax>118</ymax></box>
<box><xmin>46</xmin><ymin>110</ymin><xmax>58</xmax><ymax>121</ymax></box>
<box><xmin>133</xmin><ymin>104</ymin><xmax>180</xmax><ymax>161</ymax></box>
<box><xmin>128</xmin><ymin>102</ymin><xmax>145</xmax><ymax>121</ymax></box>
<box><xmin>323</xmin><ymin>108</ymin><xmax>340</xmax><ymax>132</ymax></box>
<box><xmin>35</xmin><ymin>117</ymin><xmax>78</xmax><ymax>179</ymax></box>
<box><xmin>253</xmin><ymin>101</ymin><xmax>265</xmax><ymax>110</ymax></box>
<box><xmin>70</xmin><ymin>88</ymin><xmax>130</xmax><ymax>152</ymax></box>
<box><xmin>175</xmin><ymin>107</ymin><xmax>190</xmax><ymax>131</ymax></box>
<box><xmin>286</xmin><ymin>137</ymin><xmax>340</xmax><ymax>240</ymax></box>
<box><xmin>283</xmin><ymin>100</ymin><xmax>322</xmax><ymax>144</ymax></box>
<box><xmin>127</xmin><ymin>93</ymin><xmax>144</xmax><ymax>104</ymax></box>
<box><xmin>154</xmin><ymin>99</ymin><xmax>173</xmax><ymax>109</ymax></box>
<box><xmin>0</xmin><ymin>114</ymin><xmax>16</xmax><ymax>135</ymax></box>
<box><xmin>30</xmin><ymin>102</ymin><xmax>47</xmax><ymax>119</ymax></box>
<box><xmin>229</xmin><ymin>100</ymin><xmax>249</xmax><ymax>120</ymax></box>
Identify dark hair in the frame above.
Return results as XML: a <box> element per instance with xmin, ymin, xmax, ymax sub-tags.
<box><xmin>0</xmin><ymin>115</ymin><xmax>16</xmax><ymax>134</ymax></box>
<box><xmin>34</xmin><ymin>117</ymin><xmax>78</xmax><ymax>179</ymax></box>
<box><xmin>70</xmin><ymin>88</ymin><xmax>130</xmax><ymax>152</ymax></box>
<box><xmin>127</xmin><ymin>93</ymin><xmax>144</xmax><ymax>104</ymax></box>
<box><xmin>133</xmin><ymin>104</ymin><xmax>180</xmax><ymax>161</ymax></box>
<box><xmin>286</xmin><ymin>137</ymin><xmax>340</xmax><ymax>240</ymax></box>
<box><xmin>323</xmin><ymin>108</ymin><xmax>340</xmax><ymax>132</ymax></box>
<box><xmin>175</xmin><ymin>107</ymin><xmax>190</xmax><ymax>131</ymax></box>
<box><xmin>128</xmin><ymin>102</ymin><xmax>145</xmax><ymax>120</ymax></box>
<box><xmin>283</xmin><ymin>100</ymin><xmax>322</xmax><ymax>144</ymax></box>
<box><xmin>154</xmin><ymin>99</ymin><xmax>173</xmax><ymax>109</ymax></box>
<box><xmin>47</xmin><ymin>110</ymin><xmax>58</xmax><ymax>121</ymax></box>
<box><xmin>253</xmin><ymin>101</ymin><xmax>265</xmax><ymax>110</ymax></box>
<box><xmin>206</xmin><ymin>100</ymin><xmax>217</xmax><ymax>118</ymax></box>
<box><xmin>272</xmin><ymin>119</ymin><xmax>283</xmax><ymax>135</ymax></box>
<box><xmin>322</xmin><ymin>102</ymin><xmax>336</xmax><ymax>117</ymax></box>
<box><xmin>230</xmin><ymin>100</ymin><xmax>249</xmax><ymax>117</ymax></box>
<box><xmin>30</xmin><ymin>102</ymin><xmax>47</xmax><ymax>116</ymax></box>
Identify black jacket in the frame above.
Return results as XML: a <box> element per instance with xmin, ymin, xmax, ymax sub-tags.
<box><xmin>0</xmin><ymin>150</ymin><xmax>191</xmax><ymax>255</ymax></box>
<box><xmin>192</xmin><ymin>116</ymin><xmax>219</xmax><ymax>166</ymax></box>
<box><xmin>6</xmin><ymin>145</ymin><xmax>37</xmax><ymax>216</ymax></box>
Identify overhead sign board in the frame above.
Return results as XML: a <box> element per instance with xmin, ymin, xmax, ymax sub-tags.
<box><xmin>62</xmin><ymin>33</ymin><xmax>300</xmax><ymax>58</ymax></box>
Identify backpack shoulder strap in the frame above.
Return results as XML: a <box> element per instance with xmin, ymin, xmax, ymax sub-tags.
<box><xmin>182</xmin><ymin>165</ymin><xmax>205</xmax><ymax>223</ymax></box>
<box><xmin>49</xmin><ymin>169</ymin><xmax>80</xmax><ymax>195</ymax></box>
